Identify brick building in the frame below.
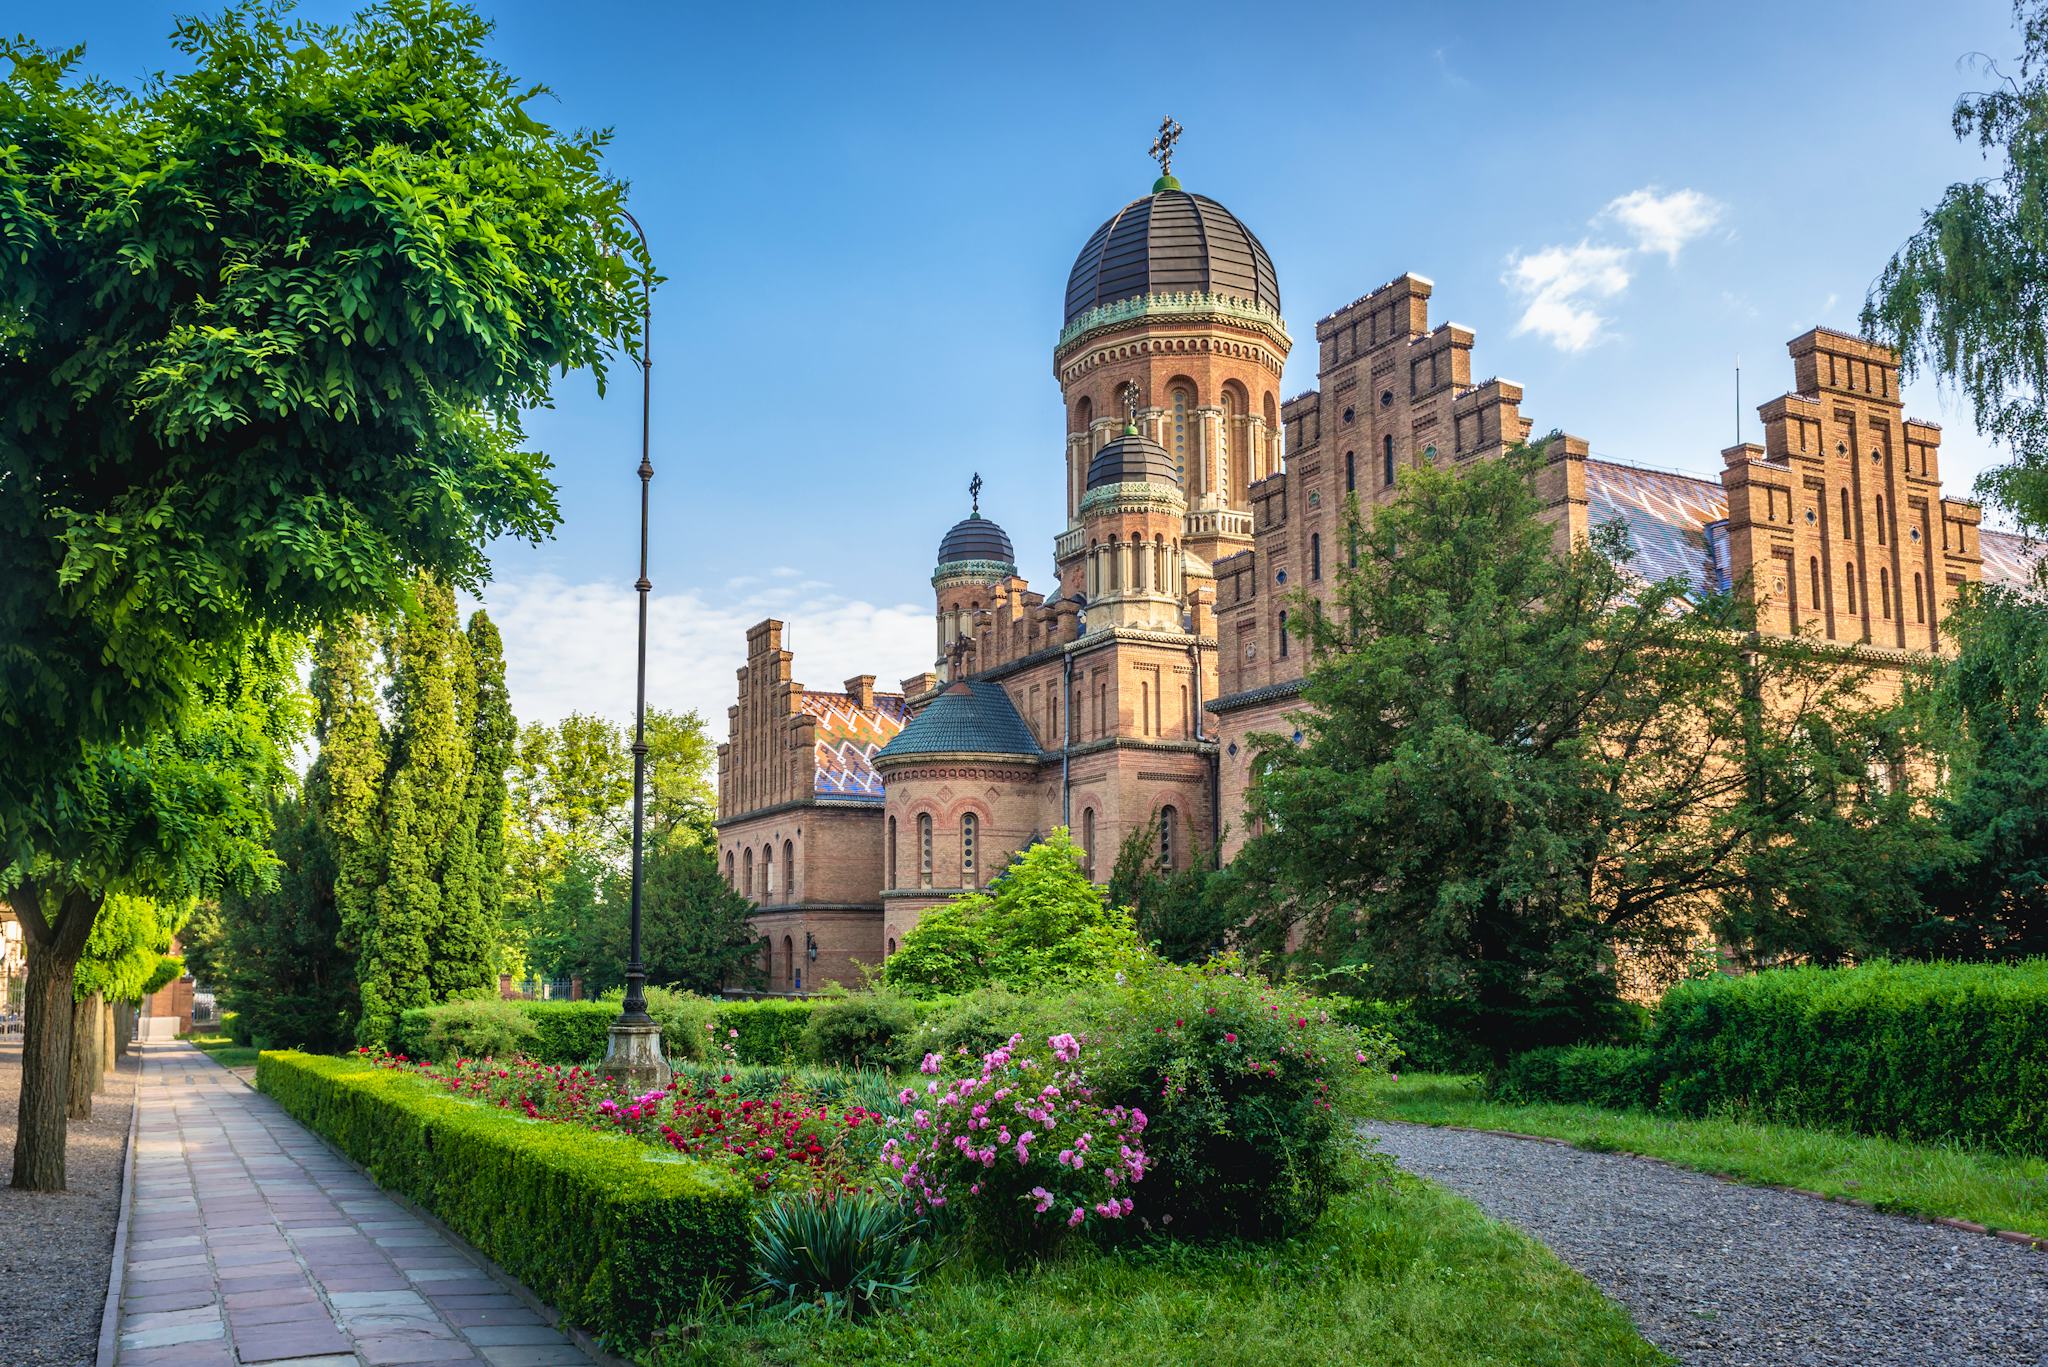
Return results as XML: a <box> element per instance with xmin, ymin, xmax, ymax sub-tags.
<box><xmin>717</xmin><ymin>140</ymin><xmax>2041</xmax><ymax>991</ymax></box>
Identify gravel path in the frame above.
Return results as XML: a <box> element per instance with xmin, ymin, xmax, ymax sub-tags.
<box><xmin>0</xmin><ymin>1040</ymin><xmax>140</xmax><ymax>1367</ymax></box>
<box><xmin>1368</xmin><ymin>1120</ymin><xmax>2048</xmax><ymax>1367</ymax></box>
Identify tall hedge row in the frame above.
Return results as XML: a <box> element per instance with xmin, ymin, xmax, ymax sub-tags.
<box><xmin>256</xmin><ymin>1051</ymin><xmax>749</xmax><ymax>1346</ymax></box>
<box><xmin>1651</xmin><ymin>960</ymin><xmax>2048</xmax><ymax>1151</ymax></box>
<box><xmin>397</xmin><ymin>997</ymin><xmax>819</xmax><ymax>1066</ymax></box>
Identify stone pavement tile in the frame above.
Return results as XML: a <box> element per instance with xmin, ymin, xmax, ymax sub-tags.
<box><xmin>130</xmin><ymin>1260</ymin><xmax>215</xmax><ymax>1284</ymax></box>
<box><xmin>218</xmin><ymin>1270</ymin><xmax>313</xmax><ymax>1294</ymax></box>
<box><xmin>303</xmin><ymin>1245</ymin><xmax>393</xmax><ymax>1267</ymax></box>
<box><xmin>342</xmin><ymin>1312</ymin><xmax>455</xmax><ymax>1337</ymax></box>
<box><xmin>213</xmin><ymin>1244</ymin><xmax>294</xmax><ymax>1266</ymax></box>
<box><xmin>123</xmin><ymin>1286</ymin><xmax>221</xmax><ymax>1316</ymax></box>
<box><xmin>462</xmin><ymin>1325</ymin><xmax>572</xmax><ymax>1347</ymax></box>
<box><xmin>125</xmin><ymin>1273</ymin><xmax>215</xmax><ymax>1298</ymax></box>
<box><xmin>477</xmin><ymin>1345</ymin><xmax>587</xmax><ymax>1366</ymax></box>
<box><xmin>286</xmin><ymin>1223</ymin><xmax>357</xmax><ymax>1239</ymax></box>
<box><xmin>129</xmin><ymin>1234</ymin><xmax>205</xmax><ymax>1252</ymax></box>
<box><xmin>358</xmin><ymin>1336</ymin><xmax>480</xmax><ymax>1365</ymax></box>
<box><xmin>120</xmin><ymin>1317</ymin><xmax>226</xmax><ymax>1350</ymax></box>
<box><xmin>420</xmin><ymin>1292</ymin><xmax>524</xmax><ymax>1311</ymax></box>
<box><xmin>406</xmin><ymin>1268</ymin><xmax>496</xmax><ymax>1285</ymax></box>
<box><xmin>231</xmin><ymin>1321</ymin><xmax>355</xmax><ymax>1363</ymax></box>
<box><xmin>443</xmin><ymin>1306</ymin><xmax>544</xmax><ymax>1329</ymax></box>
<box><xmin>318</xmin><ymin>1268</ymin><xmax>416</xmax><ymax>1292</ymax></box>
<box><xmin>223</xmin><ymin>1286</ymin><xmax>322</xmax><ymax>1312</ymax></box>
<box><xmin>122</xmin><ymin>1304</ymin><xmax>223</xmax><ymax>1334</ymax></box>
<box><xmin>119</xmin><ymin>1342</ymin><xmax>236</xmax><ymax>1367</ymax></box>
<box><xmin>227</xmin><ymin>1298</ymin><xmax>340</xmax><ymax>1329</ymax></box>
<box><xmin>330</xmin><ymin>1290</ymin><xmax>432</xmax><ymax>1311</ymax></box>
<box><xmin>129</xmin><ymin>1253</ymin><xmax>211</xmax><ymax>1273</ymax></box>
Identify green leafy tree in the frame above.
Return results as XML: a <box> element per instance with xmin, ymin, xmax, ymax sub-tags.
<box><xmin>1235</xmin><ymin>450</ymin><xmax>1940</xmax><ymax>1055</ymax></box>
<box><xmin>70</xmin><ymin>894</ymin><xmax>186</xmax><ymax>1117</ymax></box>
<box><xmin>1105</xmin><ymin>824</ymin><xmax>1235</xmax><ymax>964</ymax></box>
<box><xmin>1</xmin><ymin>1</ymin><xmax>638</xmax><ymax>1190</ymax></box>
<box><xmin>885</xmin><ymin>830</ymin><xmax>1145</xmax><ymax>996</ymax></box>
<box><xmin>1863</xmin><ymin>0</ymin><xmax>2048</xmax><ymax>531</ymax></box>
<box><xmin>567</xmin><ymin>843</ymin><xmax>763</xmax><ymax>995</ymax></box>
<box><xmin>1907</xmin><ymin>585</ymin><xmax>2048</xmax><ymax>958</ymax></box>
<box><xmin>4</xmin><ymin>641</ymin><xmax>301</xmax><ymax>1189</ymax></box>
<box><xmin>215</xmin><ymin>791</ymin><xmax>355</xmax><ymax>1053</ymax></box>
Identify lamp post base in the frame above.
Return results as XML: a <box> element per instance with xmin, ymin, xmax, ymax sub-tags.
<box><xmin>599</xmin><ymin>1020</ymin><xmax>671</xmax><ymax>1094</ymax></box>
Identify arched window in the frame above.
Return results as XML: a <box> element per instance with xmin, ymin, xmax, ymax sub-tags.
<box><xmin>1876</xmin><ymin>496</ymin><xmax>1887</xmax><ymax>543</ymax></box>
<box><xmin>1170</xmin><ymin>384</ymin><xmax>1193</xmax><ymax>476</ymax></box>
<box><xmin>887</xmin><ymin>937</ymin><xmax>897</xmax><ymax>957</ymax></box>
<box><xmin>783</xmin><ymin>840</ymin><xmax>795</xmax><ymax>897</ymax></box>
<box><xmin>726</xmin><ymin>850</ymin><xmax>735</xmax><ymax>887</ymax></box>
<box><xmin>1221</xmin><ymin>384</ymin><xmax>1247</xmax><ymax>499</ymax></box>
<box><xmin>1879</xmin><ymin>567</ymin><xmax>1891</xmax><ymax>617</ymax></box>
<box><xmin>1311</xmin><ymin>533</ymin><xmax>1322</xmax><ymax>580</ymax></box>
<box><xmin>1845</xmin><ymin>562</ymin><xmax>1857</xmax><ymax>613</ymax></box>
<box><xmin>886</xmin><ymin>816</ymin><xmax>898</xmax><ymax>889</ymax></box>
<box><xmin>1075</xmin><ymin>394</ymin><xmax>1093</xmax><ymax>434</ymax></box>
<box><xmin>961</xmin><ymin>812</ymin><xmax>979</xmax><ymax>885</ymax></box>
<box><xmin>762</xmin><ymin>844</ymin><xmax>775</xmax><ymax>898</ymax></box>
<box><xmin>1345</xmin><ymin>451</ymin><xmax>1355</xmax><ymax>493</ymax></box>
<box><xmin>1841</xmin><ymin>488</ymin><xmax>1851</xmax><ymax>536</ymax></box>
<box><xmin>1810</xmin><ymin>557</ymin><xmax>1821</xmax><ymax>610</ymax></box>
<box><xmin>1082</xmin><ymin>808</ymin><xmax>1097</xmax><ymax>880</ymax></box>
<box><xmin>743</xmin><ymin>848</ymin><xmax>754</xmax><ymax>897</ymax></box>
<box><xmin>918</xmin><ymin>813</ymin><xmax>933</xmax><ymax>888</ymax></box>
<box><xmin>1382</xmin><ymin>434</ymin><xmax>1394</xmax><ymax>487</ymax></box>
<box><xmin>1915</xmin><ymin>572</ymin><xmax>1926</xmax><ymax>623</ymax></box>
<box><xmin>1159</xmin><ymin>805</ymin><xmax>1178</xmax><ymax>871</ymax></box>
<box><xmin>1279</xmin><ymin>610</ymin><xmax>1290</xmax><ymax>658</ymax></box>
<box><xmin>782</xmin><ymin>935</ymin><xmax>795</xmax><ymax>991</ymax></box>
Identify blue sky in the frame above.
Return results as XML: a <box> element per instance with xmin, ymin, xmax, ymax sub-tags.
<box><xmin>59</xmin><ymin>0</ymin><xmax>2029</xmax><ymax>727</ymax></box>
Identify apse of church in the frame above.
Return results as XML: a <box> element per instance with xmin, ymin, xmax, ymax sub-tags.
<box><xmin>714</xmin><ymin>122</ymin><xmax>2039</xmax><ymax>993</ymax></box>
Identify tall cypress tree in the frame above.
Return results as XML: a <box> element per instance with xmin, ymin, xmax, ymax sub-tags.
<box><xmin>431</xmin><ymin>611</ymin><xmax>513</xmax><ymax>998</ymax></box>
<box><xmin>321</xmin><ymin>619</ymin><xmax>392</xmax><ymax>1046</ymax></box>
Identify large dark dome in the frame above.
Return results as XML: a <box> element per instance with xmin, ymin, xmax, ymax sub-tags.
<box><xmin>1086</xmin><ymin>429</ymin><xmax>1180</xmax><ymax>491</ymax></box>
<box><xmin>1064</xmin><ymin>186</ymin><xmax>1280</xmax><ymax>326</ymax></box>
<box><xmin>936</xmin><ymin>514</ymin><xmax>1015</xmax><ymax>569</ymax></box>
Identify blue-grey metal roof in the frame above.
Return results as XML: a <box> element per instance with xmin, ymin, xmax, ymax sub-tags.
<box><xmin>875</xmin><ymin>681</ymin><xmax>1043</xmax><ymax>761</ymax></box>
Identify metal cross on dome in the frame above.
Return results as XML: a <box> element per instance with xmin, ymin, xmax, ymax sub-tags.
<box><xmin>1149</xmin><ymin>116</ymin><xmax>1183</xmax><ymax>177</ymax></box>
<box><xmin>969</xmin><ymin>472</ymin><xmax>983</xmax><ymax>516</ymax></box>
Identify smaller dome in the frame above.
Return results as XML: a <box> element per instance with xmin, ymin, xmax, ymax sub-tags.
<box><xmin>936</xmin><ymin>513</ymin><xmax>1015</xmax><ymax>569</ymax></box>
<box><xmin>1086</xmin><ymin>429</ymin><xmax>1180</xmax><ymax>491</ymax></box>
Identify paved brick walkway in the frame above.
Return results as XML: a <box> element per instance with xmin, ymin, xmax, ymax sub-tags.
<box><xmin>113</xmin><ymin>1041</ymin><xmax>595</xmax><ymax>1366</ymax></box>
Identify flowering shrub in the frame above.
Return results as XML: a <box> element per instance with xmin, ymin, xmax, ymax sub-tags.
<box><xmin>1076</xmin><ymin>956</ymin><xmax>1398</xmax><ymax>1239</ymax></box>
<box><xmin>354</xmin><ymin>1044</ymin><xmax>883</xmax><ymax>1195</ymax></box>
<box><xmin>881</xmin><ymin>1032</ymin><xmax>1147</xmax><ymax>1264</ymax></box>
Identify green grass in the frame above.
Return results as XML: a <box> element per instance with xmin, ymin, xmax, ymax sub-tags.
<box><xmin>648</xmin><ymin>1170</ymin><xmax>1669</xmax><ymax>1367</ymax></box>
<box><xmin>1374</xmin><ymin>1073</ymin><xmax>2048</xmax><ymax>1238</ymax></box>
<box><xmin>180</xmin><ymin>1031</ymin><xmax>261</xmax><ymax>1070</ymax></box>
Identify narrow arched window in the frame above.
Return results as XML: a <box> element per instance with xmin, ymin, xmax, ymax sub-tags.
<box><xmin>1311</xmin><ymin>533</ymin><xmax>1322</xmax><ymax>580</ymax></box>
<box><xmin>1845</xmin><ymin>562</ymin><xmax>1857</xmax><ymax>613</ymax></box>
<box><xmin>887</xmin><ymin>937</ymin><xmax>897</xmax><ymax>957</ymax></box>
<box><xmin>1810</xmin><ymin>556</ymin><xmax>1822</xmax><ymax>610</ymax></box>
<box><xmin>886</xmin><ymin>816</ymin><xmax>898</xmax><ymax>889</ymax></box>
<box><xmin>1841</xmin><ymin>488</ymin><xmax>1851</xmax><ymax>536</ymax></box>
<box><xmin>782</xmin><ymin>936</ymin><xmax>795</xmax><ymax>991</ymax></box>
<box><xmin>762</xmin><ymin>844</ymin><xmax>775</xmax><ymax>897</ymax></box>
<box><xmin>1345</xmin><ymin>451</ymin><xmax>1356</xmax><ymax>493</ymax></box>
<box><xmin>1880</xmin><ymin>567</ymin><xmax>1891</xmax><ymax>617</ymax></box>
<box><xmin>1382</xmin><ymin>434</ymin><xmax>1395</xmax><ymax>487</ymax></box>
<box><xmin>1159</xmin><ymin>805</ymin><xmax>1178</xmax><ymax>871</ymax></box>
<box><xmin>743</xmin><ymin>848</ymin><xmax>754</xmax><ymax>897</ymax></box>
<box><xmin>918</xmin><ymin>813</ymin><xmax>933</xmax><ymax>888</ymax></box>
<box><xmin>1279</xmin><ymin>609</ymin><xmax>1290</xmax><ymax>658</ymax></box>
<box><xmin>1082</xmin><ymin>808</ymin><xmax>1097</xmax><ymax>880</ymax></box>
<box><xmin>783</xmin><ymin>840</ymin><xmax>795</xmax><ymax>897</ymax></box>
<box><xmin>1170</xmin><ymin>385</ymin><xmax>1192</xmax><ymax>473</ymax></box>
<box><xmin>1915</xmin><ymin>572</ymin><xmax>1926</xmax><ymax>623</ymax></box>
<box><xmin>726</xmin><ymin>851</ymin><xmax>735</xmax><ymax>887</ymax></box>
<box><xmin>1876</xmin><ymin>496</ymin><xmax>1887</xmax><ymax>543</ymax></box>
<box><xmin>961</xmin><ymin>813</ymin><xmax>979</xmax><ymax>886</ymax></box>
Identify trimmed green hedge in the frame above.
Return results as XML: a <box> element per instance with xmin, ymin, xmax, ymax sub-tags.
<box><xmin>1652</xmin><ymin>959</ymin><xmax>2048</xmax><ymax>1152</ymax></box>
<box><xmin>256</xmin><ymin>1051</ymin><xmax>749</xmax><ymax>1346</ymax></box>
<box><xmin>1489</xmin><ymin>1045</ymin><xmax>1658</xmax><ymax>1111</ymax></box>
<box><xmin>399</xmin><ymin>996</ymin><xmax>823</xmax><ymax>1066</ymax></box>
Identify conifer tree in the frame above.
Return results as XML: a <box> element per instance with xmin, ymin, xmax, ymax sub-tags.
<box><xmin>431</xmin><ymin>611</ymin><xmax>514</xmax><ymax>998</ymax></box>
<box><xmin>320</xmin><ymin>620</ymin><xmax>394</xmax><ymax>1046</ymax></box>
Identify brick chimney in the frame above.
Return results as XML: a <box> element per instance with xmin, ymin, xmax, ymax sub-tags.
<box><xmin>844</xmin><ymin>674</ymin><xmax>875</xmax><ymax>709</ymax></box>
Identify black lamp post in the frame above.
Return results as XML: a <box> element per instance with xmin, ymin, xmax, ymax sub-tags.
<box><xmin>601</xmin><ymin>207</ymin><xmax>671</xmax><ymax>1090</ymax></box>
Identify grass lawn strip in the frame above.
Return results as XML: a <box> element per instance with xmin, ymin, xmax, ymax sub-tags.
<box><xmin>179</xmin><ymin>1031</ymin><xmax>262</xmax><ymax>1070</ymax></box>
<box><xmin>652</xmin><ymin>1170</ymin><xmax>1670</xmax><ymax>1367</ymax></box>
<box><xmin>1375</xmin><ymin>1073</ymin><xmax>2048</xmax><ymax>1244</ymax></box>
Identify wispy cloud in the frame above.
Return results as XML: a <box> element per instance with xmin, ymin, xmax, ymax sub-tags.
<box><xmin>467</xmin><ymin>572</ymin><xmax>931</xmax><ymax>732</ymax></box>
<box><xmin>1599</xmin><ymin>187</ymin><xmax>1724</xmax><ymax>262</ymax></box>
<box><xmin>1504</xmin><ymin>242</ymin><xmax>1632</xmax><ymax>352</ymax></box>
<box><xmin>1505</xmin><ymin>186</ymin><xmax>1727</xmax><ymax>352</ymax></box>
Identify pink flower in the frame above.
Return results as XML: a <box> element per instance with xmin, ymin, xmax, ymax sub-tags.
<box><xmin>1224</xmin><ymin>1032</ymin><xmax>1237</xmax><ymax>1043</ymax></box>
<box><xmin>1068</xmin><ymin>1207</ymin><xmax>1086</xmax><ymax>1228</ymax></box>
<box><xmin>1030</xmin><ymin>1186</ymin><xmax>1055</xmax><ymax>1213</ymax></box>
<box><xmin>921</xmin><ymin>1052</ymin><xmax>943</xmax><ymax>1075</ymax></box>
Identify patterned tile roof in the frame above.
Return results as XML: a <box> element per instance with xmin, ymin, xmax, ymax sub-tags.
<box><xmin>1584</xmin><ymin>459</ymin><xmax>2047</xmax><ymax>600</ymax></box>
<box><xmin>874</xmin><ymin>681</ymin><xmax>1043</xmax><ymax>761</ymax></box>
<box><xmin>800</xmin><ymin>690</ymin><xmax>911</xmax><ymax>800</ymax></box>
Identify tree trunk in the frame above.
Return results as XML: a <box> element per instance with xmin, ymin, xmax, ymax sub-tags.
<box><xmin>68</xmin><ymin>991</ymin><xmax>101</xmax><ymax>1120</ymax></box>
<box><xmin>12</xmin><ymin>939</ymin><xmax>81</xmax><ymax>1191</ymax></box>
<box><xmin>99</xmin><ymin>999</ymin><xmax>115</xmax><ymax>1084</ymax></box>
<box><xmin>114</xmin><ymin>1001</ymin><xmax>132</xmax><ymax>1056</ymax></box>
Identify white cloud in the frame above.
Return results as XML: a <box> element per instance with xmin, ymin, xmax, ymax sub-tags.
<box><xmin>1503</xmin><ymin>242</ymin><xmax>1632</xmax><ymax>352</ymax></box>
<box><xmin>1599</xmin><ymin>187</ymin><xmax>1725</xmax><ymax>263</ymax></box>
<box><xmin>467</xmin><ymin>572</ymin><xmax>931</xmax><ymax>733</ymax></box>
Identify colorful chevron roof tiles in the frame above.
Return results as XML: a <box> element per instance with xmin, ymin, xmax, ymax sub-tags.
<box><xmin>801</xmin><ymin>690</ymin><xmax>911</xmax><ymax>800</ymax></box>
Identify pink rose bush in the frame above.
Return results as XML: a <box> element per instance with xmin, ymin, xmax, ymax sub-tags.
<box><xmin>880</xmin><ymin>1032</ymin><xmax>1148</xmax><ymax>1262</ymax></box>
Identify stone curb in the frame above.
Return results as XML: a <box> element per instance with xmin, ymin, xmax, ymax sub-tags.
<box><xmin>1407</xmin><ymin>1120</ymin><xmax>2048</xmax><ymax>1254</ymax></box>
<box><xmin>93</xmin><ymin>1048</ymin><xmax>145</xmax><ymax>1367</ymax></box>
<box><xmin>207</xmin><ymin>1047</ymin><xmax>634</xmax><ymax>1367</ymax></box>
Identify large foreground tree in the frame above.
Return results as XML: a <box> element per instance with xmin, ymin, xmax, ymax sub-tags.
<box><xmin>1234</xmin><ymin>450</ymin><xmax>1940</xmax><ymax>1054</ymax></box>
<box><xmin>0</xmin><ymin>0</ymin><xmax>641</xmax><ymax>1188</ymax></box>
<box><xmin>1863</xmin><ymin>0</ymin><xmax>2048</xmax><ymax>532</ymax></box>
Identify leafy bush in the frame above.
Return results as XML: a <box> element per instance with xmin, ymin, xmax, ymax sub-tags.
<box><xmin>883</xmin><ymin>831</ymin><xmax>1144</xmax><ymax>995</ymax></box>
<box><xmin>225</xmin><ymin>1010</ymin><xmax>252</xmax><ymax>1047</ymax></box>
<box><xmin>884</xmin><ymin>1033</ymin><xmax>1149</xmax><ymax>1264</ymax></box>
<box><xmin>256</xmin><ymin>1051</ymin><xmax>750</xmax><ymax>1345</ymax></box>
<box><xmin>1490</xmin><ymin>1045</ymin><xmax>1658</xmax><ymax>1110</ymax></box>
<box><xmin>716</xmin><ymin>999</ymin><xmax>815</xmax><ymax>1064</ymax></box>
<box><xmin>903</xmin><ymin>987</ymin><xmax>1040</xmax><ymax>1064</ymax></box>
<box><xmin>1652</xmin><ymin>959</ymin><xmax>2048</xmax><ymax>1150</ymax></box>
<box><xmin>1078</xmin><ymin>957</ymin><xmax>1398</xmax><ymax>1240</ymax></box>
<box><xmin>399</xmin><ymin>1000</ymin><xmax>616</xmax><ymax>1065</ymax></box>
<box><xmin>801</xmin><ymin>990</ymin><xmax>919</xmax><ymax>1070</ymax></box>
<box><xmin>747</xmin><ymin>1192</ymin><xmax>929</xmax><ymax>1319</ymax></box>
<box><xmin>415</xmin><ymin>999</ymin><xmax>540</xmax><ymax>1061</ymax></box>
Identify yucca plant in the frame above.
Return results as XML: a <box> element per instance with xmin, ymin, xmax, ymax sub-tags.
<box><xmin>747</xmin><ymin>1191</ymin><xmax>931</xmax><ymax>1319</ymax></box>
